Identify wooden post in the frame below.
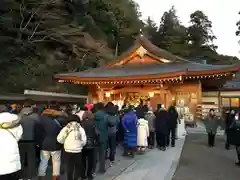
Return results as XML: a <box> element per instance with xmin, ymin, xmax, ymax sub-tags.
<box><xmin>87</xmin><ymin>92</ymin><xmax>92</xmax><ymax>103</ymax></box>
<box><xmin>198</xmin><ymin>81</ymin><xmax>202</xmax><ymax>105</ymax></box>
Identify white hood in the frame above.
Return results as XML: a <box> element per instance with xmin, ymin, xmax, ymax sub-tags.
<box><xmin>0</xmin><ymin>112</ymin><xmax>19</xmax><ymax>129</ymax></box>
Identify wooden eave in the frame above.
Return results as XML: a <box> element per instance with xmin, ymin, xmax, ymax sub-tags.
<box><xmin>56</xmin><ymin>66</ymin><xmax>239</xmax><ymax>85</ymax></box>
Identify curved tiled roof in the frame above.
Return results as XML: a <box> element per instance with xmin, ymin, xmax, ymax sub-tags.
<box><xmin>55</xmin><ymin>62</ymin><xmax>238</xmax><ymax>79</ymax></box>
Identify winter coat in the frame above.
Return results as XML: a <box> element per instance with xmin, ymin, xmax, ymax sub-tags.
<box><xmin>225</xmin><ymin>113</ymin><xmax>235</xmax><ymax>130</ymax></box>
<box><xmin>81</xmin><ymin>112</ymin><xmax>99</xmax><ymax>149</ymax></box>
<box><xmin>106</xmin><ymin>114</ymin><xmax>120</xmax><ymax>135</ymax></box>
<box><xmin>136</xmin><ymin>105</ymin><xmax>147</xmax><ymax>119</ymax></box>
<box><xmin>57</xmin><ymin>121</ymin><xmax>86</xmax><ymax>153</ymax></box>
<box><xmin>228</xmin><ymin>115</ymin><xmax>240</xmax><ymax>146</ymax></box>
<box><xmin>122</xmin><ymin>111</ymin><xmax>138</xmax><ymax>148</ymax></box>
<box><xmin>168</xmin><ymin>106</ymin><xmax>179</xmax><ymax>129</ymax></box>
<box><xmin>145</xmin><ymin>111</ymin><xmax>155</xmax><ymax>132</ymax></box>
<box><xmin>37</xmin><ymin>109</ymin><xmax>67</xmax><ymax>151</ymax></box>
<box><xmin>155</xmin><ymin>109</ymin><xmax>169</xmax><ymax>134</ymax></box>
<box><xmin>137</xmin><ymin>118</ymin><xmax>149</xmax><ymax>147</ymax></box>
<box><xmin>95</xmin><ymin>110</ymin><xmax>108</xmax><ymax>143</ymax></box>
<box><xmin>0</xmin><ymin>112</ymin><xmax>23</xmax><ymax>175</ymax></box>
<box><xmin>19</xmin><ymin>107</ymin><xmax>39</xmax><ymax>141</ymax></box>
<box><xmin>204</xmin><ymin>115</ymin><xmax>221</xmax><ymax>134</ymax></box>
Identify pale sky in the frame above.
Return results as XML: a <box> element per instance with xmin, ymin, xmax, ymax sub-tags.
<box><xmin>134</xmin><ymin>0</ymin><xmax>240</xmax><ymax>58</ymax></box>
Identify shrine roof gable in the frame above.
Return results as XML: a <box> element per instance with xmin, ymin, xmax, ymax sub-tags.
<box><xmin>106</xmin><ymin>35</ymin><xmax>188</xmax><ymax>67</ymax></box>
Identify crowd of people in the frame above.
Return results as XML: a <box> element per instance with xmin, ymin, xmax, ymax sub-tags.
<box><xmin>1</xmin><ymin>99</ymin><xmax>240</xmax><ymax>180</ymax></box>
<box><xmin>0</xmin><ymin>100</ymin><xmax>180</xmax><ymax>180</ymax></box>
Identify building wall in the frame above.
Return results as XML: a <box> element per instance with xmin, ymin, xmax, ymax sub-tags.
<box><xmin>199</xmin><ymin>90</ymin><xmax>240</xmax><ymax>119</ymax></box>
<box><xmin>169</xmin><ymin>82</ymin><xmax>202</xmax><ymax>116</ymax></box>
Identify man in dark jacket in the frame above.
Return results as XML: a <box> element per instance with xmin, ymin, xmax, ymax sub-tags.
<box><xmin>155</xmin><ymin>104</ymin><xmax>169</xmax><ymax>151</ymax></box>
<box><xmin>167</xmin><ymin>104</ymin><xmax>179</xmax><ymax>147</ymax></box>
<box><xmin>95</xmin><ymin>102</ymin><xmax>108</xmax><ymax>173</ymax></box>
<box><xmin>225</xmin><ymin>109</ymin><xmax>235</xmax><ymax>149</ymax></box>
<box><xmin>37</xmin><ymin>106</ymin><xmax>67</xmax><ymax>180</ymax></box>
<box><xmin>18</xmin><ymin>104</ymin><xmax>40</xmax><ymax>179</ymax></box>
<box><xmin>228</xmin><ymin>112</ymin><xmax>240</xmax><ymax>166</ymax></box>
<box><xmin>136</xmin><ymin>99</ymin><xmax>145</xmax><ymax>119</ymax></box>
<box><xmin>81</xmin><ymin>111</ymin><xmax>99</xmax><ymax>180</ymax></box>
<box><xmin>105</xmin><ymin>102</ymin><xmax>120</xmax><ymax>164</ymax></box>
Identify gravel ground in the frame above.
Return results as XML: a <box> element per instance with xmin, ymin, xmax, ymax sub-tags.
<box><xmin>172</xmin><ymin>134</ymin><xmax>240</xmax><ymax>180</ymax></box>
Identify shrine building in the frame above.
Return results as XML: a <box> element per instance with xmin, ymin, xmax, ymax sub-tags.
<box><xmin>55</xmin><ymin>35</ymin><xmax>239</xmax><ymax>120</ymax></box>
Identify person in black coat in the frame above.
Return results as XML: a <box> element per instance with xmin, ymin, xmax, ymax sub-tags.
<box><xmin>81</xmin><ymin>111</ymin><xmax>99</xmax><ymax>180</ymax></box>
<box><xmin>225</xmin><ymin>109</ymin><xmax>235</xmax><ymax>150</ymax></box>
<box><xmin>167</xmin><ymin>104</ymin><xmax>179</xmax><ymax>147</ymax></box>
<box><xmin>37</xmin><ymin>107</ymin><xmax>67</xmax><ymax>180</ymax></box>
<box><xmin>155</xmin><ymin>104</ymin><xmax>169</xmax><ymax>151</ymax></box>
<box><xmin>136</xmin><ymin>99</ymin><xmax>145</xmax><ymax>119</ymax></box>
<box><xmin>228</xmin><ymin>112</ymin><xmax>240</xmax><ymax>166</ymax></box>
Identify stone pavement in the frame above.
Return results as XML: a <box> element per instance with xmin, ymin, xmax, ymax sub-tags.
<box><xmin>95</xmin><ymin>138</ymin><xmax>185</xmax><ymax>180</ymax></box>
<box><xmin>186</xmin><ymin>121</ymin><xmax>224</xmax><ymax>135</ymax></box>
<box><xmin>172</xmin><ymin>134</ymin><xmax>240</xmax><ymax>180</ymax></box>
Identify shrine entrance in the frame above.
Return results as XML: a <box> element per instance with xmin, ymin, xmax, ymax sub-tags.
<box><xmin>150</xmin><ymin>92</ymin><xmax>167</xmax><ymax>110</ymax></box>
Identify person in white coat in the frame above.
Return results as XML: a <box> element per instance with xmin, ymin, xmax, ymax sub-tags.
<box><xmin>57</xmin><ymin>115</ymin><xmax>86</xmax><ymax>180</ymax></box>
<box><xmin>137</xmin><ymin>113</ymin><xmax>149</xmax><ymax>153</ymax></box>
<box><xmin>0</xmin><ymin>105</ymin><xmax>23</xmax><ymax>180</ymax></box>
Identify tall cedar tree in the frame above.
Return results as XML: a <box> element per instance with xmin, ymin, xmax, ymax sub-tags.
<box><xmin>143</xmin><ymin>16</ymin><xmax>158</xmax><ymax>42</ymax></box>
<box><xmin>153</xmin><ymin>6</ymin><xmax>189</xmax><ymax>57</ymax></box>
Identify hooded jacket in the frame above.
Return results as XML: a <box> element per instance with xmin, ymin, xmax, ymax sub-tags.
<box><xmin>81</xmin><ymin>112</ymin><xmax>99</xmax><ymax>149</ymax></box>
<box><xmin>0</xmin><ymin>112</ymin><xmax>23</xmax><ymax>175</ymax></box>
<box><xmin>38</xmin><ymin>109</ymin><xmax>67</xmax><ymax>151</ymax></box>
<box><xmin>145</xmin><ymin>111</ymin><xmax>155</xmax><ymax>132</ymax></box>
<box><xmin>95</xmin><ymin>110</ymin><xmax>108</xmax><ymax>143</ymax></box>
<box><xmin>57</xmin><ymin>121</ymin><xmax>86</xmax><ymax>153</ymax></box>
<box><xmin>106</xmin><ymin>114</ymin><xmax>120</xmax><ymax>135</ymax></box>
<box><xmin>19</xmin><ymin>107</ymin><xmax>39</xmax><ymax>141</ymax></box>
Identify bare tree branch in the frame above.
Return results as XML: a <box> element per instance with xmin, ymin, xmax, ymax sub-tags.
<box><xmin>28</xmin><ymin>22</ymin><xmax>41</xmax><ymax>41</ymax></box>
<box><xmin>21</xmin><ymin>9</ymin><xmax>38</xmax><ymax>33</ymax></box>
<box><xmin>19</xmin><ymin>0</ymin><xmax>25</xmax><ymax>30</ymax></box>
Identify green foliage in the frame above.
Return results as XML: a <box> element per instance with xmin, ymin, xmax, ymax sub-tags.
<box><xmin>236</xmin><ymin>11</ymin><xmax>240</xmax><ymax>36</ymax></box>
<box><xmin>152</xmin><ymin>6</ymin><xmax>189</xmax><ymax>57</ymax></box>
<box><xmin>143</xmin><ymin>16</ymin><xmax>158</xmax><ymax>42</ymax></box>
<box><xmin>188</xmin><ymin>10</ymin><xmax>216</xmax><ymax>49</ymax></box>
<box><xmin>148</xmin><ymin>7</ymin><xmax>239</xmax><ymax>64</ymax></box>
<box><xmin>0</xmin><ymin>0</ymin><xmax>142</xmax><ymax>93</ymax></box>
<box><xmin>83</xmin><ymin>0</ymin><xmax>143</xmax><ymax>55</ymax></box>
<box><xmin>0</xmin><ymin>1</ymin><xmax>238</xmax><ymax>93</ymax></box>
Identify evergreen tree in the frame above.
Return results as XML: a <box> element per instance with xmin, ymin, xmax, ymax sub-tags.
<box><xmin>143</xmin><ymin>16</ymin><xmax>158</xmax><ymax>42</ymax></box>
<box><xmin>153</xmin><ymin>6</ymin><xmax>189</xmax><ymax>57</ymax></box>
<box><xmin>187</xmin><ymin>10</ymin><xmax>217</xmax><ymax>52</ymax></box>
<box><xmin>236</xmin><ymin>11</ymin><xmax>240</xmax><ymax>36</ymax></box>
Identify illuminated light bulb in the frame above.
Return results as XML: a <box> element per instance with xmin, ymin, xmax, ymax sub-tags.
<box><xmin>105</xmin><ymin>92</ymin><xmax>111</xmax><ymax>98</ymax></box>
<box><xmin>149</xmin><ymin>92</ymin><xmax>154</xmax><ymax>98</ymax></box>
